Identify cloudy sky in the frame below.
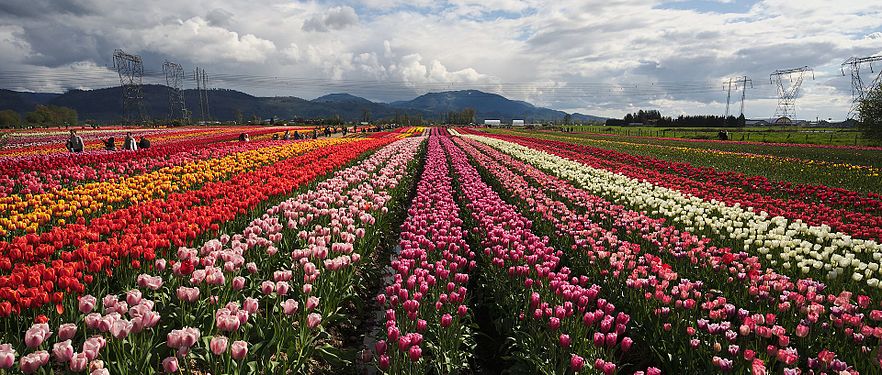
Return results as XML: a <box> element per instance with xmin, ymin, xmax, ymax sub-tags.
<box><xmin>0</xmin><ymin>0</ymin><xmax>880</xmax><ymax>119</ymax></box>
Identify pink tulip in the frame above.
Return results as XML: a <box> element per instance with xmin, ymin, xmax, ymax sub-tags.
<box><xmin>281</xmin><ymin>299</ymin><xmax>299</xmax><ymax>315</ymax></box>
<box><xmin>570</xmin><ymin>354</ymin><xmax>584</xmax><ymax>371</ymax></box>
<box><xmin>375</xmin><ymin>340</ymin><xmax>387</xmax><ymax>355</ymax></box>
<box><xmin>82</xmin><ymin>337</ymin><xmax>104</xmax><ymax>360</ymax></box>
<box><xmin>231</xmin><ymin>340</ymin><xmax>248</xmax><ymax>360</ymax></box>
<box><xmin>52</xmin><ymin>340</ymin><xmax>74</xmax><ymax>363</ymax></box>
<box><xmin>79</xmin><ymin>295</ymin><xmax>97</xmax><ymax>314</ymax></box>
<box><xmin>58</xmin><ymin>323</ymin><xmax>77</xmax><ymax>341</ymax></box>
<box><xmin>307</xmin><ymin>296</ymin><xmax>320</xmax><ymax>311</ymax></box>
<box><xmin>441</xmin><ymin>313</ymin><xmax>453</xmax><ymax>328</ymax></box>
<box><xmin>24</xmin><ymin>323</ymin><xmax>51</xmax><ymax>349</ymax></box>
<box><xmin>621</xmin><ymin>337</ymin><xmax>633</xmax><ymax>352</ymax></box>
<box><xmin>378</xmin><ymin>354</ymin><xmax>390</xmax><ymax>370</ymax></box>
<box><xmin>126</xmin><ymin>289</ymin><xmax>142</xmax><ymax>306</ymax></box>
<box><xmin>307</xmin><ymin>313</ymin><xmax>322</xmax><ymax>329</ymax></box>
<box><xmin>91</xmin><ymin>369</ymin><xmax>110</xmax><ymax>375</ymax></box>
<box><xmin>69</xmin><ymin>352</ymin><xmax>88</xmax><ymax>372</ymax></box>
<box><xmin>232</xmin><ymin>276</ymin><xmax>246</xmax><ymax>291</ymax></box>
<box><xmin>110</xmin><ymin>319</ymin><xmax>133</xmax><ymax>340</ymax></box>
<box><xmin>176</xmin><ymin>287</ymin><xmax>200</xmax><ymax>303</ymax></box>
<box><xmin>0</xmin><ymin>344</ymin><xmax>16</xmax><ymax>369</ymax></box>
<box><xmin>559</xmin><ymin>334</ymin><xmax>571</xmax><ymax>348</ymax></box>
<box><xmin>260</xmin><ymin>281</ymin><xmax>275</xmax><ymax>295</ymax></box>
<box><xmin>19</xmin><ymin>351</ymin><xmax>49</xmax><ymax>374</ymax></box>
<box><xmin>276</xmin><ymin>281</ymin><xmax>290</xmax><ymax>296</ymax></box>
<box><xmin>162</xmin><ymin>356</ymin><xmax>179</xmax><ymax>372</ymax></box>
<box><xmin>210</xmin><ymin>336</ymin><xmax>229</xmax><ymax>356</ymax></box>
<box><xmin>243</xmin><ymin>298</ymin><xmax>259</xmax><ymax>314</ymax></box>
<box><xmin>408</xmin><ymin>345</ymin><xmax>422</xmax><ymax>362</ymax></box>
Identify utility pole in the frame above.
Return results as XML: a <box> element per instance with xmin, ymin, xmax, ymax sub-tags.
<box><xmin>113</xmin><ymin>49</ymin><xmax>146</xmax><ymax>124</ymax></box>
<box><xmin>724</xmin><ymin>77</ymin><xmax>734</xmax><ymax>118</ymax></box>
<box><xmin>163</xmin><ymin>61</ymin><xmax>187</xmax><ymax>123</ymax></box>
<box><xmin>841</xmin><ymin>55</ymin><xmax>882</xmax><ymax>119</ymax></box>
<box><xmin>739</xmin><ymin>75</ymin><xmax>753</xmax><ymax>117</ymax></box>
<box><xmin>770</xmin><ymin>66</ymin><xmax>814</xmax><ymax>121</ymax></box>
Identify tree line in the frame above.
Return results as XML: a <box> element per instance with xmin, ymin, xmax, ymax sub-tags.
<box><xmin>0</xmin><ymin>105</ymin><xmax>79</xmax><ymax>129</ymax></box>
<box><xmin>606</xmin><ymin>109</ymin><xmax>746</xmax><ymax>128</ymax></box>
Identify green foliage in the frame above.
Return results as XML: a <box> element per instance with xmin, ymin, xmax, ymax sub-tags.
<box><xmin>446</xmin><ymin>107</ymin><xmax>476</xmax><ymax>125</ymax></box>
<box><xmin>858</xmin><ymin>81</ymin><xmax>882</xmax><ymax>141</ymax></box>
<box><xmin>0</xmin><ymin>110</ymin><xmax>21</xmax><ymax>128</ymax></box>
<box><xmin>24</xmin><ymin>105</ymin><xmax>78</xmax><ymax>126</ymax></box>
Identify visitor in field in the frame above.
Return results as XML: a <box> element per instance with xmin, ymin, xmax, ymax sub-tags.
<box><xmin>67</xmin><ymin>130</ymin><xmax>84</xmax><ymax>153</ymax></box>
<box><xmin>103</xmin><ymin>137</ymin><xmax>116</xmax><ymax>151</ymax></box>
<box><xmin>272</xmin><ymin>133</ymin><xmax>279</xmax><ymax>140</ymax></box>
<box><xmin>239</xmin><ymin>133</ymin><xmax>247</xmax><ymax>142</ymax></box>
<box><xmin>283</xmin><ymin>130</ymin><xmax>290</xmax><ymax>140</ymax></box>
<box><xmin>293</xmin><ymin>130</ymin><xmax>300</xmax><ymax>140</ymax></box>
<box><xmin>123</xmin><ymin>132</ymin><xmax>138</xmax><ymax>151</ymax></box>
<box><xmin>138</xmin><ymin>136</ymin><xmax>151</xmax><ymax>149</ymax></box>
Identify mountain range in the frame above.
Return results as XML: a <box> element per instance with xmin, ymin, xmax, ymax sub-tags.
<box><xmin>0</xmin><ymin>86</ymin><xmax>604</xmax><ymax>124</ymax></box>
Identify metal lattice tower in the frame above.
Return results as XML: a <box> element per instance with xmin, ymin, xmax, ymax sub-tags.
<box><xmin>724</xmin><ymin>76</ymin><xmax>753</xmax><ymax>118</ymax></box>
<box><xmin>163</xmin><ymin>61</ymin><xmax>188</xmax><ymax>122</ymax></box>
<box><xmin>113</xmin><ymin>49</ymin><xmax>146</xmax><ymax>124</ymax></box>
<box><xmin>194</xmin><ymin>67</ymin><xmax>211</xmax><ymax>123</ymax></box>
<box><xmin>842</xmin><ymin>55</ymin><xmax>882</xmax><ymax>119</ymax></box>
<box><xmin>770</xmin><ymin>66</ymin><xmax>813</xmax><ymax>121</ymax></box>
<box><xmin>738</xmin><ymin>76</ymin><xmax>753</xmax><ymax>117</ymax></box>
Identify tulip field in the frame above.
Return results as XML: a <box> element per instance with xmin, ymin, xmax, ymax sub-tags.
<box><xmin>1</xmin><ymin>125</ymin><xmax>881</xmax><ymax>374</ymax></box>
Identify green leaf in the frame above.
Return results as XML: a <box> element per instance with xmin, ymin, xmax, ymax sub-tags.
<box><xmin>316</xmin><ymin>344</ymin><xmax>354</xmax><ymax>367</ymax></box>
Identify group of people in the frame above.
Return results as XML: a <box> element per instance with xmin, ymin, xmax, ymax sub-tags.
<box><xmin>102</xmin><ymin>132</ymin><xmax>150</xmax><ymax>151</ymax></box>
<box><xmin>65</xmin><ymin>130</ymin><xmax>150</xmax><ymax>153</ymax></box>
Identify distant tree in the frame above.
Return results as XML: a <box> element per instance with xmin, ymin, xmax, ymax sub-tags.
<box><xmin>858</xmin><ymin>81</ymin><xmax>882</xmax><ymax>141</ymax></box>
<box><xmin>563</xmin><ymin>113</ymin><xmax>573</xmax><ymax>125</ymax></box>
<box><xmin>0</xmin><ymin>110</ymin><xmax>21</xmax><ymax>128</ymax></box>
<box><xmin>362</xmin><ymin>109</ymin><xmax>371</xmax><ymax>123</ymax></box>
<box><xmin>24</xmin><ymin>105</ymin><xmax>77</xmax><ymax>127</ymax></box>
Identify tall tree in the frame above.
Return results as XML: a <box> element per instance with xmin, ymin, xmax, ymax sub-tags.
<box><xmin>0</xmin><ymin>110</ymin><xmax>21</xmax><ymax>128</ymax></box>
<box><xmin>859</xmin><ymin>81</ymin><xmax>882</xmax><ymax>141</ymax></box>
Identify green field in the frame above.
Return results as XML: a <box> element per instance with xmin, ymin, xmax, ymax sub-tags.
<box><xmin>568</xmin><ymin>125</ymin><xmax>878</xmax><ymax>147</ymax></box>
<box><xmin>484</xmin><ymin>128</ymin><xmax>882</xmax><ymax>195</ymax></box>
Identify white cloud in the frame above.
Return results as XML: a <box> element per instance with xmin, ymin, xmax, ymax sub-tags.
<box><xmin>302</xmin><ymin>6</ymin><xmax>359</xmax><ymax>32</ymax></box>
<box><xmin>138</xmin><ymin>17</ymin><xmax>276</xmax><ymax>63</ymax></box>
<box><xmin>0</xmin><ymin>0</ymin><xmax>881</xmax><ymax>119</ymax></box>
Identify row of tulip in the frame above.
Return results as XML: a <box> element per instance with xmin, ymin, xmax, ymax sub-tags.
<box><xmin>454</xmin><ymin>133</ymin><xmax>873</xmax><ymax>372</ymax></box>
<box><xmin>471</xmin><ymin>132</ymin><xmax>882</xmax><ymax>243</ymax></box>
<box><xmin>465</xmin><ymin>134</ymin><xmax>882</xmax><ymax>295</ymax></box>
<box><xmin>0</xmin><ymin>138</ymin><xmax>388</xmax><ymax>316</ymax></box>
<box><xmin>0</xmin><ymin>138</ymin><xmax>350</xmax><ymax>237</ymax></box>
<box><xmin>0</xmin><ymin>136</ymin><xmax>423</xmax><ymax>374</ymax></box>
<box><xmin>522</xmin><ymin>131</ymin><xmax>882</xmax><ymax>186</ymax></box>
<box><xmin>440</xmin><ymin>134</ymin><xmax>638</xmax><ymax>374</ymax></box>
<box><xmin>573</xmin><ymin>130</ymin><xmax>882</xmax><ymax>152</ymax></box>
<box><xmin>139</xmin><ymin>135</ymin><xmax>424</xmax><ymax>374</ymax></box>
<box><xmin>0</xmin><ymin>133</ymin><xmax>295</xmax><ymax>197</ymax></box>
<box><xmin>475</xmin><ymin>131</ymin><xmax>882</xmax><ymax>216</ymax></box>
<box><xmin>0</xmin><ymin>127</ymin><xmax>286</xmax><ymax>157</ymax></box>
<box><xmin>375</xmin><ymin>131</ymin><xmax>475</xmax><ymax>374</ymax></box>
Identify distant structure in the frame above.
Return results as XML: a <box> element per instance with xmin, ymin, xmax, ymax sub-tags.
<box><xmin>112</xmin><ymin>49</ymin><xmax>146</xmax><ymax>124</ymax></box>
<box><xmin>770</xmin><ymin>66</ymin><xmax>813</xmax><ymax>121</ymax></box>
<box><xmin>724</xmin><ymin>76</ymin><xmax>753</xmax><ymax>117</ymax></box>
<box><xmin>484</xmin><ymin>119</ymin><xmax>501</xmax><ymax>126</ymax></box>
<box><xmin>163</xmin><ymin>61</ymin><xmax>188</xmax><ymax>122</ymax></box>
<box><xmin>194</xmin><ymin>67</ymin><xmax>211</xmax><ymax>122</ymax></box>
<box><xmin>512</xmin><ymin>119</ymin><xmax>525</xmax><ymax>126</ymax></box>
<box><xmin>842</xmin><ymin>55</ymin><xmax>882</xmax><ymax>119</ymax></box>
